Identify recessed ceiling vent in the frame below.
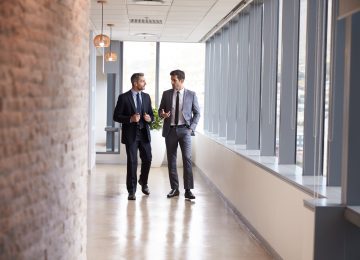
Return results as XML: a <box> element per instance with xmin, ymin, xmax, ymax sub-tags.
<box><xmin>133</xmin><ymin>0</ymin><xmax>165</xmax><ymax>4</ymax></box>
<box><xmin>129</xmin><ymin>18</ymin><xmax>163</xmax><ymax>24</ymax></box>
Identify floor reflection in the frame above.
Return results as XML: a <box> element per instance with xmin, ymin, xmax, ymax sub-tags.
<box><xmin>87</xmin><ymin>165</ymin><xmax>273</xmax><ymax>260</ymax></box>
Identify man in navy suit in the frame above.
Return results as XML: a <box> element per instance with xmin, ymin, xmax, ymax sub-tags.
<box><xmin>159</xmin><ymin>70</ymin><xmax>200</xmax><ymax>200</ymax></box>
<box><xmin>113</xmin><ymin>73</ymin><xmax>154</xmax><ymax>200</ymax></box>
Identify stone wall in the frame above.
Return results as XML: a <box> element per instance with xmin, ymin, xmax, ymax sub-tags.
<box><xmin>0</xmin><ymin>0</ymin><xmax>89</xmax><ymax>259</ymax></box>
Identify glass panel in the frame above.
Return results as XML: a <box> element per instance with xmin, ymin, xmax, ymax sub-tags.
<box><xmin>323</xmin><ymin>0</ymin><xmax>332</xmax><ymax>176</ymax></box>
<box><xmin>123</xmin><ymin>42</ymin><xmax>156</xmax><ymax>103</ymax></box>
<box><xmin>95</xmin><ymin>57</ymin><xmax>120</xmax><ymax>153</ymax></box>
<box><xmin>95</xmin><ymin>56</ymin><xmax>107</xmax><ymax>152</ymax></box>
<box><xmin>296</xmin><ymin>0</ymin><xmax>307</xmax><ymax>166</ymax></box>
<box><xmin>159</xmin><ymin>43</ymin><xmax>205</xmax><ymax>129</ymax></box>
<box><xmin>276</xmin><ymin>0</ymin><xmax>283</xmax><ymax>156</ymax></box>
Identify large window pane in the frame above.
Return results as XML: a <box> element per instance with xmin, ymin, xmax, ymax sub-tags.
<box><xmin>123</xmin><ymin>42</ymin><xmax>156</xmax><ymax>103</ymax></box>
<box><xmin>323</xmin><ymin>0</ymin><xmax>332</xmax><ymax>176</ymax></box>
<box><xmin>159</xmin><ymin>43</ymin><xmax>205</xmax><ymax>129</ymax></box>
<box><xmin>96</xmin><ymin>56</ymin><xmax>107</xmax><ymax>152</ymax></box>
<box><xmin>296</xmin><ymin>0</ymin><xmax>307</xmax><ymax>166</ymax></box>
<box><xmin>276</xmin><ymin>0</ymin><xmax>283</xmax><ymax>156</ymax></box>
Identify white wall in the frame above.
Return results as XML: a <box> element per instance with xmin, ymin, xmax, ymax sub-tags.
<box><xmin>193</xmin><ymin>133</ymin><xmax>315</xmax><ymax>260</ymax></box>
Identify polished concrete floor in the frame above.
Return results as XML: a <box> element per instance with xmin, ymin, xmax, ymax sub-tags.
<box><xmin>87</xmin><ymin>164</ymin><xmax>273</xmax><ymax>260</ymax></box>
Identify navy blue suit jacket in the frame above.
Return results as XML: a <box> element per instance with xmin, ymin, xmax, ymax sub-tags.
<box><xmin>113</xmin><ymin>90</ymin><xmax>154</xmax><ymax>144</ymax></box>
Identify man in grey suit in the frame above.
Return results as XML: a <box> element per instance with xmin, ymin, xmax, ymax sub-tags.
<box><xmin>159</xmin><ymin>70</ymin><xmax>200</xmax><ymax>200</ymax></box>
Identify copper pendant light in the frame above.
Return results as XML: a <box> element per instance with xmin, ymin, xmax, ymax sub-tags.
<box><xmin>93</xmin><ymin>0</ymin><xmax>110</xmax><ymax>48</ymax></box>
<box><xmin>105</xmin><ymin>24</ymin><xmax>117</xmax><ymax>61</ymax></box>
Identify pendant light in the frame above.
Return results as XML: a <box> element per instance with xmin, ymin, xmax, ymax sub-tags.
<box><xmin>93</xmin><ymin>0</ymin><xmax>110</xmax><ymax>48</ymax></box>
<box><xmin>105</xmin><ymin>24</ymin><xmax>117</xmax><ymax>62</ymax></box>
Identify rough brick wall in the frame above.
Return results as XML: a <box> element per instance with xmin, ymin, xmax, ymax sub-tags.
<box><xmin>0</xmin><ymin>0</ymin><xmax>89</xmax><ymax>259</ymax></box>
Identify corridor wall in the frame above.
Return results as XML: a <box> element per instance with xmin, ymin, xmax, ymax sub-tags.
<box><xmin>0</xmin><ymin>1</ymin><xmax>89</xmax><ymax>259</ymax></box>
<box><xmin>193</xmin><ymin>134</ymin><xmax>315</xmax><ymax>260</ymax></box>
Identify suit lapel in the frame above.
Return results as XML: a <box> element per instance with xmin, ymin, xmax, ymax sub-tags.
<box><xmin>169</xmin><ymin>89</ymin><xmax>174</xmax><ymax>109</ymax></box>
<box><xmin>127</xmin><ymin>90</ymin><xmax>136</xmax><ymax>112</ymax></box>
<box><xmin>182</xmin><ymin>89</ymin><xmax>188</xmax><ymax>111</ymax></box>
<box><xmin>142</xmin><ymin>93</ymin><xmax>147</xmax><ymax>113</ymax></box>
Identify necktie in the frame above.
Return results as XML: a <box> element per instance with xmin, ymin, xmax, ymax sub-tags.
<box><xmin>136</xmin><ymin>93</ymin><xmax>143</xmax><ymax>128</ymax></box>
<box><xmin>136</xmin><ymin>93</ymin><xmax>142</xmax><ymax>114</ymax></box>
<box><xmin>175</xmin><ymin>91</ymin><xmax>179</xmax><ymax>125</ymax></box>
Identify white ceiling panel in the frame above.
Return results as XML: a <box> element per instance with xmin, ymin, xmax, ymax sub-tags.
<box><xmin>168</xmin><ymin>6</ymin><xmax>212</xmax><ymax>11</ymax></box>
<box><xmin>90</xmin><ymin>0</ymin><xmax>246</xmax><ymax>42</ymax></box>
<box><xmin>129</xmin><ymin>26</ymin><xmax>163</xmax><ymax>31</ymax></box>
<box><xmin>172</xmin><ymin>1</ymin><xmax>216</xmax><ymax>7</ymax></box>
<box><xmin>127</xmin><ymin>5</ymin><xmax>169</xmax><ymax>14</ymax></box>
<box><xmin>126</xmin><ymin>0</ymin><xmax>173</xmax><ymax>6</ymax></box>
<box><xmin>90</xmin><ymin>9</ymin><xmax>127</xmax><ymax>15</ymax></box>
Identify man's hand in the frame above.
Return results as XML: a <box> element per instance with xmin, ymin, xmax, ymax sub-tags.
<box><xmin>130</xmin><ymin>113</ymin><xmax>140</xmax><ymax>123</ymax></box>
<box><xmin>160</xmin><ymin>109</ymin><xmax>171</xmax><ymax>119</ymax></box>
<box><xmin>143</xmin><ymin>112</ymin><xmax>151</xmax><ymax>122</ymax></box>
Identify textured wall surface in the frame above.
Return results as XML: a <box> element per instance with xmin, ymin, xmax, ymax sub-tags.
<box><xmin>0</xmin><ymin>0</ymin><xmax>89</xmax><ymax>259</ymax></box>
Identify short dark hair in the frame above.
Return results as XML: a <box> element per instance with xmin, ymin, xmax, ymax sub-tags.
<box><xmin>170</xmin><ymin>70</ymin><xmax>185</xmax><ymax>81</ymax></box>
<box><xmin>131</xmin><ymin>73</ymin><xmax>144</xmax><ymax>85</ymax></box>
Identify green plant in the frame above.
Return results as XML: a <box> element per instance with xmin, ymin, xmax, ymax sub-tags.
<box><xmin>150</xmin><ymin>107</ymin><xmax>163</xmax><ymax>130</ymax></box>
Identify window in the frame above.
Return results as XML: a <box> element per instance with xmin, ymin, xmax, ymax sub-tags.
<box><xmin>123</xmin><ymin>42</ymin><xmax>156</xmax><ymax>103</ymax></box>
<box><xmin>276</xmin><ymin>0</ymin><xmax>283</xmax><ymax>156</ymax></box>
<box><xmin>323</xmin><ymin>0</ymin><xmax>332</xmax><ymax>176</ymax></box>
<box><xmin>95</xmin><ymin>56</ymin><xmax>108</xmax><ymax>153</ymax></box>
<box><xmin>159</xmin><ymin>43</ymin><xmax>205</xmax><ymax>129</ymax></box>
<box><xmin>296</xmin><ymin>0</ymin><xmax>307</xmax><ymax>166</ymax></box>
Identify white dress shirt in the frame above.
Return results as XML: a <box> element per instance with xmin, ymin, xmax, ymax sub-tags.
<box><xmin>131</xmin><ymin>89</ymin><xmax>142</xmax><ymax>111</ymax></box>
<box><xmin>171</xmin><ymin>88</ymin><xmax>185</xmax><ymax>126</ymax></box>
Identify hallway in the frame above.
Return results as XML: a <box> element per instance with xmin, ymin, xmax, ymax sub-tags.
<box><xmin>87</xmin><ymin>165</ymin><xmax>273</xmax><ymax>260</ymax></box>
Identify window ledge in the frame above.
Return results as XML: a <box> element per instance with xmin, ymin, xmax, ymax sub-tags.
<box><xmin>201</xmin><ymin>131</ymin><xmax>341</xmax><ymax>203</ymax></box>
<box><xmin>345</xmin><ymin>206</ymin><xmax>360</xmax><ymax>228</ymax></box>
<box><xmin>302</xmin><ymin>199</ymin><xmax>360</xmax><ymax>228</ymax></box>
<box><xmin>303</xmin><ymin>198</ymin><xmax>345</xmax><ymax>210</ymax></box>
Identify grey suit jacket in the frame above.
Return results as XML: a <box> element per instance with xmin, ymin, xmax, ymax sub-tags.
<box><xmin>158</xmin><ymin>88</ymin><xmax>200</xmax><ymax>138</ymax></box>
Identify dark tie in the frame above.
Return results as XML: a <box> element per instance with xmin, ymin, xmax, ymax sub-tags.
<box><xmin>136</xmin><ymin>93</ymin><xmax>143</xmax><ymax>128</ymax></box>
<box><xmin>136</xmin><ymin>93</ymin><xmax>142</xmax><ymax>114</ymax></box>
<box><xmin>175</xmin><ymin>91</ymin><xmax>180</xmax><ymax>125</ymax></box>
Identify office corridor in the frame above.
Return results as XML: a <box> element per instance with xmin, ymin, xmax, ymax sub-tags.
<box><xmin>87</xmin><ymin>164</ymin><xmax>273</xmax><ymax>260</ymax></box>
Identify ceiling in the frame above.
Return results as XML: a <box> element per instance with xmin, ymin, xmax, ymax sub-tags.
<box><xmin>89</xmin><ymin>0</ymin><xmax>244</xmax><ymax>43</ymax></box>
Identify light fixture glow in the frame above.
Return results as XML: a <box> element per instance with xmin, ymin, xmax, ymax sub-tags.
<box><xmin>105</xmin><ymin>24</ymin><xmax>117</xmax><ymax>62</ymax></box>
<box><xmin>105</xmin><ymin>52</ymin><xmax>117</xmax><ymax>61</ymax></box>
<box><xmin>93</xmin><ymin>1</ymin><xmax>110</xmax><ymax>48</ymax></box>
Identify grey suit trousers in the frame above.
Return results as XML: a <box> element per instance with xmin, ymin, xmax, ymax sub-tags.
<box><xmin>165</xmin><ymin>127</ymin><xmax>194</xmax><ymax>190</ymax></box>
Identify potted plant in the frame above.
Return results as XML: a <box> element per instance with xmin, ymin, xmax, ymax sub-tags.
<box><xmin>150</xmin><ymin>107</ymin><xmax>165</xmax><ymax>167</ymax></box>
<box><xmin>150</xmin><ymin>107</ymin><xmax>163</xmax><ymax>130</ymax></box>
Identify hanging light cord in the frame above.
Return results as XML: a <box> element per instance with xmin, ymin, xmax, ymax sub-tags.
<box><xmin>101</xmin><ymin>2</ymin><xmax>104</xmax><ymax>35</ymax></box>
<box><xmin>109</xmin><ymin>26</ymin><xmax>112</xmax><ymax>52</ymax></box>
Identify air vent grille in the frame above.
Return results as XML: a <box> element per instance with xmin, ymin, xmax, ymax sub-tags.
<box><xmin>133</xmin><ymin>0</ymin><xmax>165</xmax><ymax>3</ymax></box>
<box><xmin>129</xmin><ymin>18</ymin><xmax>163</xmax><ymax>24</ymax></box>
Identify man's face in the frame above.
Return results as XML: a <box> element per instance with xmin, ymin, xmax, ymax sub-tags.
<box><xmin>170</xmin><ymin>75</ymin><xmax>184</xmax><ymax>91</ymax></box>
<box><xmin>134</xmin><ymin>76</ymin><xmax>146</xmax><ymax>91</ymax></box>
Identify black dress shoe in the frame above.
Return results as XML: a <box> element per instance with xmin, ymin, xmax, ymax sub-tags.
<box><xmin>138</xmin><ymin>180</ymin><xmax>150</xmax><ymax>195</ymax></box>
<box><xmin>184</xmin><ymin>189</ymin><xmax>195</xmax><ymax>200</ymax></box>
<box><xmin>141</xmin><ymin>185</ymin><xmax>150</xmax><ymax>195</ymax></box>
<box><xmin>167</xmin><ymin>189</ymin><xmax>179</xmax><ymax>198</ymax></box>
<box><xmin>128</xmin><ymin>193</ymin><xmax>136</xmax><ymax>200</ymax></box>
